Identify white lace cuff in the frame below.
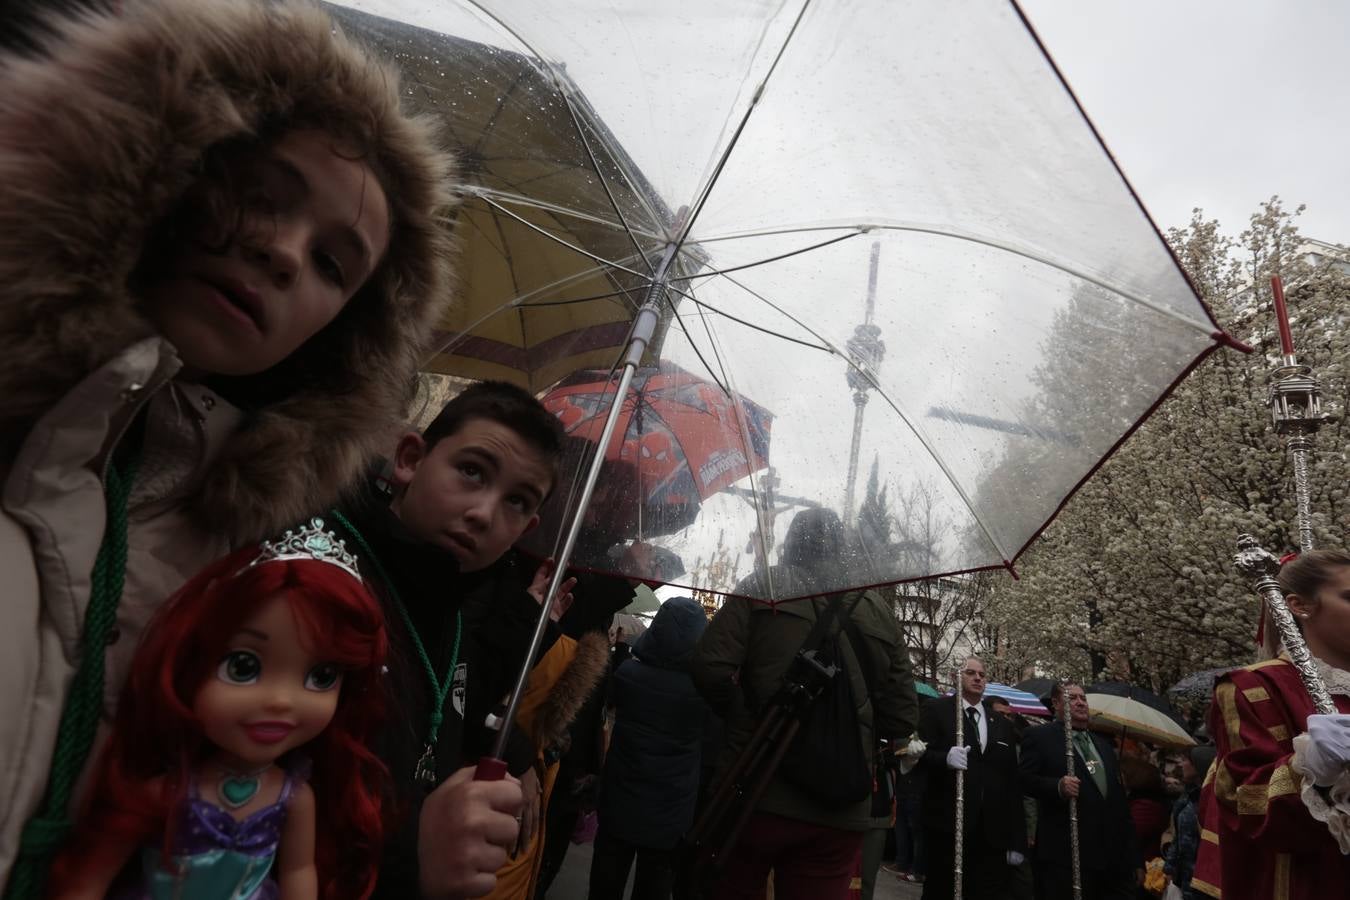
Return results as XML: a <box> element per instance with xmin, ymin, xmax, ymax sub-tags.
<box><xmin>1291</xmin><ymin>732</ymin><xmax>1350</xmax><ymax>854</ymax></box>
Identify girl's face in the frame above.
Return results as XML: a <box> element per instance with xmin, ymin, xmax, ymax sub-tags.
<box><xmin>194</xmin><ymin>591</ymin><xmax>344</xmax><ymax>768</ymax></box>
<box><xmin>143</xmin><ymin>129</ymin><xmax>391</xmax><ymax>379</ymax></box>
<box><xmin>1292</xmin><ymin>563</ymin><xmax>1350</xmax><ymax>660</ymax></box>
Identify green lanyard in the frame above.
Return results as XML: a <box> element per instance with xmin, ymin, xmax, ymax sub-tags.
<box><xmin>330</xmin><ymin>509</ymin><xmax>461</xmax><ymax>786</ymax></box>
<box><xmin>6</xmin><ymin>455</ymin><xmax>139</xmax><ymax>900</ymax></box>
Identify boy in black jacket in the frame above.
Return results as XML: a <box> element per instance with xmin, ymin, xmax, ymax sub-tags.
<box><xmin>332</xmin><ymin>381</ymin><xmax>572</xmax><ymax>899</ymax></box>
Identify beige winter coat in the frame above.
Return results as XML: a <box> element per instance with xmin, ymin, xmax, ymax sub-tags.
<box><xmin>0</xmin><ymin>0</ymin><xmax>457</xmax><ymax>883</ymax></box>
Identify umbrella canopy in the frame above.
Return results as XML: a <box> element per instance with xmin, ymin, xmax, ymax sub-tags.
<box><xmin>1014</xmin><ymin>677</ymin><xmax>1058</xmax><ymax>701</ymax></box>
<box><xmin>915</xmin><ymin>681</ymin><xmax>941</xmax><ymax>699</ymax></box>
<box><xmin>945</xmin><ymin>682</ymin><xmax>1051</xmax><ymax>717</ymax></box>
<box><xmin>984</xmin><ymin>682</ymin><xmax>1051</xmax><ymax>717</ymax></box>
<box><xmin>326</xmin><ymin>4</ymin><xmax>686</xmax><ymax>393</ymax></box>
<box><xmin>1166</xmin><ymin>667</ymin><xmax>1237</xmax><ymax>707</ymax></box>
<box><xmin>622</xmin><ymin>583</ymin><xmax>661</xmax><ymax>616</ymax></box>
<box><xmin>1086</xmin><ymin>680</ymin><xmax>1187</xmax><ymax>728</ymax></box>
<box><xmin>330</xmin><ymin>0</ymin><xmax>1237</xmax><ymax>599</ymax></box>
<box><xmin>543</xmin><ymin>363</ymin><xmax>772</xmax><ymax>539</ymax></box>
<box><xmin>1085</xmin><ymin>693</ymin><xmax>1196</xmax><ymax>749</ymax></box>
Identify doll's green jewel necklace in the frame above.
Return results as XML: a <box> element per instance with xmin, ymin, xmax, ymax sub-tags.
<box><xmin>330</xmin><ymin>509</ymin><xmax>461</xmax><ymax>787</ymax></box>
<box><xmin>217</xmin><ymin>762</ymin><xmax>270</xmax><ymax>809</ymax></box>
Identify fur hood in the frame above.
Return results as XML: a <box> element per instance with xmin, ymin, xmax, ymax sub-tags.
<box><xmin>0</xmin><ymin>0</ymin><xmax>457</xmax><ymax>541</ymax></box>
<box><xmin>532</xmin><ymin>631</ymin><xmax>611</xmax><ymax>754</ymax></box>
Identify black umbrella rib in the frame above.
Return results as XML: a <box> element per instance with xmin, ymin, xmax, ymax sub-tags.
<box><xmin>680</xmin><ymin>286</ymin><xmax>784</xmax><ymax>585</ymax></box>
<box><xmin>712</xmin><ymin>268</ymin><xmax>1014</xmax><ymax>563</ymax></box>
<box><xmin>459</xmin><ymin>1</ymin><xmax>656</xmax><ymax>275</ymax></box>
<box><xmin>459</xmin><ymin>202</ymin><xmax>510</xmax><ymax>258</ymax></box>
<box><xmin>517</xmin><ymin>291</ymin><xmax>638</xmax><ymax>310</ymax></box>
<box><xmin>660</xmin><ymin>288</ymin><xmax>733</xmax><ymax>400</ymax></box>
<box><xmin>668</xmin><ymin>230</ymin><xmax>862</xmax><ymax>284</ymax></box>
<box><xmin>670</xmin><ymin>0</ymin><xmax>814</xmax><ymax>259</ymax></box>
<box><xmin>552</xmin><ymin>80</ymin><xmax>656</xmax><ymax>277</ymax></box>
<box><xmin>473</xmin><ymin>186</ymin><xmax>665</xmax><ymax>243</ymax></box>
<box><xmin>694</xmin><ymin>222</ymin><xmax>1219</xmax><ymax>336</ymax></box>
<box><xmin>664</xmin><ymin>290</ymin><xmax>830</xmax><ymax>352</ymax></box>
<box><xmin>478</xmin><ymin>194</ymin><xmax>650</xmax><ymax>279</ymax></box>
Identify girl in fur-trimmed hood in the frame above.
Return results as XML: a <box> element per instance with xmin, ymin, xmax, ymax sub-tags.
<box><xmin>0</xmin><ymin>0</ymin><xmax>457</xmax><ymax>891</ymax></box>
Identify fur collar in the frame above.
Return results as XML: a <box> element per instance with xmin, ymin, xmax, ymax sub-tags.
<box><xmin>0</xmin><ymin>0</ymin><xmax>457</xmax><ymax>542</ymax></box>
<box><xmin>532</xmin><ymin>631</ymin><xmax>612</xmax><ymax>754</ymax></box>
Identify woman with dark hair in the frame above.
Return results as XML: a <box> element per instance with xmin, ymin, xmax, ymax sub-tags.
<box><xmin>1164</xmin><ymin>745</ymin><xmax>1217</xmax><ymax>900</ymax></box>
<box><xmin>1120</xmin><ymin>755</ymin><xmax>1170</xmax><ymax>868</ymax></box>
<box><xmin>1192</xmin><ymin>549</ymin><xmax>1350</xmax><ymax>898</ymax></box>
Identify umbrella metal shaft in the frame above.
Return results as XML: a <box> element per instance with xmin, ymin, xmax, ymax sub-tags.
<box><xmin>492</xmin><ymin>243</ymin><xmax>679</xmax><ymax>759</ymax></box>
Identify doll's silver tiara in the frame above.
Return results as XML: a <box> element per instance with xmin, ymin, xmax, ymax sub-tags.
<box><xmin>247</xmin><ymin>517</ymin><xmax>362</xmax><ymax>581</ymax></box>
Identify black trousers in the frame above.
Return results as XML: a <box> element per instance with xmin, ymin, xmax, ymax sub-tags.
<box><xmin>920</xmin><ymin>829</ymin><xmax>1012</xmax><ymax>900</ymax></box>
<box><xmin>535</xmin><ymin>800</ymin><xmax>580</xmax><ymax>898</ymax></box>
<box><xmin>1032</xmin><ymin>862</ymin><xmax>1136</xmax><ymax>900</ymax></box>
<box><xmin>588</xmin><ymin>825</ymin><xmax>676</xmax><ymax>900</ymax></box>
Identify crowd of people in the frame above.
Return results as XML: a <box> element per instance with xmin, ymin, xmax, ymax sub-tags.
<box><xmin>1</xmin><ymin>2</ymin><xmax>1348</xmax><ymax>900</ymax></box>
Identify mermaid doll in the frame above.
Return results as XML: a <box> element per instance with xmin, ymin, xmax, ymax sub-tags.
<box><xmin>49</xmin><ymin>520</ymin><xmax>389</xmax><ymax>900</ymax></box>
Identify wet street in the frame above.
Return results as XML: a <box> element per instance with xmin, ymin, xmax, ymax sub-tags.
<box><xmin>545</xmin><ymin>840</ymin><xmax>924</xmax><ymax>899</ymax></box>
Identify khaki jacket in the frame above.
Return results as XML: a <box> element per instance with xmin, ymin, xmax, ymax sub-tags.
<box><xmin>0</xmin><ymin>0</ymin><xmax>457</xmax><ymax>882</ymax></box>
<box><xmin>692</xmin><ymin>578</ymin><xmax>919</xmax><ymax>832</ymax></box>
<box><xmin>0</xmin><ymin>339</ymin><xmax>240</xmax><ymax>877</ymax></box>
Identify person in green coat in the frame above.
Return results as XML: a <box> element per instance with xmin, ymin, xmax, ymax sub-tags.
<box><xmin>690</xmin><ymin>508</ymin><xmax>919</xmax><ymax>900</ymax></box>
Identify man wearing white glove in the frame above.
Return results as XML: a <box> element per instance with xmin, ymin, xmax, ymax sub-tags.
<box><xmin>915</xmin><ymin>658</ymin><xmax>1027</xmax><ymax>900</ymax></box>
<box><xmin>947</xmin><ymin>745</ymin><xmax>970</xmax><ymax>771</ymax></box>
<box><xmin>1018</xmin><ymin>682</ymin><xmax>1138</xmax><ymax>900</ymax></box>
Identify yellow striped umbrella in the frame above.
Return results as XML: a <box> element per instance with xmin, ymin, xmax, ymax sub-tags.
<box><xmin>1086</xmin><ymin>693</ymin><xmax>1196</xmax><ymax>748</ymax></box>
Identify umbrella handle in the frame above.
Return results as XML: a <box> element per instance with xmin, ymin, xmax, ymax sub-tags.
<box><xmin>474</xmin><ymin>756</ymin><xmax>508</xmax><ymax>781</ymax></box>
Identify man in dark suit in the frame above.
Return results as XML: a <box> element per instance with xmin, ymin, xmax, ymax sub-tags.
<box><xmin>1018</xmin><ymin>681</ymin><xmax>1140</xmax><ymax>900</ymax></box>
<box><xmin>916</xmin><ymin>657</ymin><xmax>1026</xmax><ymax>900</ymax></box>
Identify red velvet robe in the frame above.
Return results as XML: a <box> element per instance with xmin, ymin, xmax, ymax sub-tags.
<box><xmin>1193</xmin><ymin>658</ymin><xmax>1350</xmax><ymax>899</ymax></box>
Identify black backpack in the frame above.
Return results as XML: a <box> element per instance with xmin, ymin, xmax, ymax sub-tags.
<box><xmin>773</xmin><ymin>594</ymin><xmax>878</xmax><ymax>809</ymax></box>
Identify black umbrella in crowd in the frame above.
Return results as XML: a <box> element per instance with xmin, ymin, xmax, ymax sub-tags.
<box><xmin>1166</xmin><ymin>667</ymin><xmax>1239</xmax><ymax>708</ymax></box>
<box><xmin>1014</xmin><ymin>677</ymin><xmax>1058</xmax><ymax>707</ymax></box>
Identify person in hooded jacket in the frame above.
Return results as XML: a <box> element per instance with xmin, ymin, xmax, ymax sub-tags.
<box><xmin>691</xmin><ymin>509</ymin><xmax>919</xmax><ymax>900</ymax></box>
<box><xmin>589</xmin><ymin>596</ymin><xmax>710</xmax><ymax>900</ymax></box>
<box><xmin>0</xmin><ymin>1</ymin><xmax>489</xmax><ymax>893</ymax></box>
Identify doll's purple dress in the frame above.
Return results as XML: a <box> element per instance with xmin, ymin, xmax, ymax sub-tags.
<box><xmin>121</xmin><ymin>764</ymin><xmax>306</xmax><ymax>900</ymax></box>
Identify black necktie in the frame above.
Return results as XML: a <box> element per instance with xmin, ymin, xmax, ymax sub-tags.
<box><xmin>965</xmin><ymin>706</ymin><xmax>980</xmax><ymax>750</ymax></box>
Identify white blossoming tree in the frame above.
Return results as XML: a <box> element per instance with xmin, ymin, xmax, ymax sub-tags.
<box><xmin>981</xmin><ymin>199</ymin><xmax>1350</xmax><ymax>689</ymax></box>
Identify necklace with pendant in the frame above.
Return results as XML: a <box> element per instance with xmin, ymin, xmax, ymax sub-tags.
<box><xmin>216</xmin><ymin>762</ymin><xmax>272</xmax><ymax>809</ymax></box>
<box><xmin>332</xmin><ymin>509</ymin><xmax>462</xmax><ymax>788</ymax></box>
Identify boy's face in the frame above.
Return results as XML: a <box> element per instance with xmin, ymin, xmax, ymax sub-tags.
<box><xmin>390</xmin><ymin>417</ymin><xmax>554</xmax><ymax>573</ymax></box>
<box><xmin>142</xmin><ymin>129</ymin><xmax>390</xmax><ymax>378</ymax></box>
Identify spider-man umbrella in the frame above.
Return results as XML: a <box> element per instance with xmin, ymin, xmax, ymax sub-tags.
<box><xmin>543</xmin><ymin>364</ymin><xmax>772</xmax><ymax>538</ymax></box>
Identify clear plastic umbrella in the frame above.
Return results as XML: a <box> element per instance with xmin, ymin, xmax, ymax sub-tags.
<box><xmin>329</xmin><ymin>0</ymin><xmax>1241</xmax><ymax>590</ymax></box>
<box><xmin>326</xmin><ymin>0</ymin><xmax>1241</xmax><ymax>767</ymax></box>
<box><xmin>328</xmin><ymin>0</ymin><xmax>1237</xmax><ymax>605</ymax></box>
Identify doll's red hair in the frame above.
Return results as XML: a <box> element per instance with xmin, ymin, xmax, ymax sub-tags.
<box><xmin>50</xmin><ymin>545</ymin><xmax>390</xmax><ymax>900</ymax></box>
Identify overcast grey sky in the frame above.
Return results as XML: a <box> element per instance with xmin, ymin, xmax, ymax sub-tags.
<box><xmin>1018</xmin><ymin>0</ymin><xmax>1349</xmax><ymax>244</ymax></box>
